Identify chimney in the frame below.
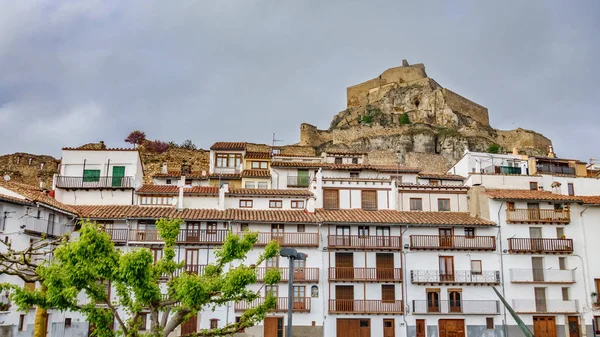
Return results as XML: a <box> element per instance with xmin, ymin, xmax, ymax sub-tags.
<box><xmin>551</xmin><ymin>181</ymin><xmax>562</xmax><ymax>194</ymax></box>
<box><xmin>177</xmin><ymin>176</ymin><xmax>185</xmax><ymax>211</ymax></box>
<box><xmin>512</xmin><ymin>147</ymin><xmax>519</xmax><ymax>155</ymax></box>
<box><xmin>548</xmin><ymin>145</ymin><xmax>556</xmax><ymax>159</ymax></box>
<box><xmin>202</xmin><ymin>170</ymin><xmax>207</xmax><ymax>177</ymax></box>
<box><xmin>181</xmin><ymin>161</ymin><xmax>191</xmax><ymax>176</ymax></box>
<box><xmin>161</xmin><ymin>163</ymin><xmax>168</xmax><ymax>174</ymax></box>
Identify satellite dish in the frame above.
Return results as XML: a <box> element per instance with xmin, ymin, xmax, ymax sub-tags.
<box><xmin>3</xmin><ymin>175</ymin><xmax>10</xmax><ymax>182</ymax></box>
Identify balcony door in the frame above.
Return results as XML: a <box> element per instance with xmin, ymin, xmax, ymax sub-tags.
<box><xmin>271</xmin><ymin>224</ymin><xmax>284</xmax><ymax>244</ymax></box>
<box><xmin>293</xmin><ymin>286</ymin><xmax>306</xmax><ymax>310</ymax></box>
<box><xmin>185</xmin><ymin>249</ymin><xmax>199</xmax><ymax>274</ymax></box>
<box><xmin>532</xmin><ymin>257</ymin><xmax>544</xmax><ymax>282</ymax></box>
<box><xmin>376</xmin><ymin>253</ymin><xmax>394</xmax><ymax>280</ymax></box>
<box><xmin>439</xmin><ymin>228</ymin><xmax>453</xmax><ymax>248</ymax></box>
<box><xmin>439</xmin><ymin>256</ymin><xmax>454</xmax><ymax>281</ymax></box>
<box><xmin>47</xmin><ymin>213</ymin><xmax>55</xmax><ymax>235</ymax></box>
<box><xmin>293</xmin><ymin>258</ymin><xmax>306</xmax><ymax>281</ymax></box>
<box><xmin>111</xmin><ymin>166</ymin><xmax>125</xmax><ymax>187</ymax></box>
<box><xmin>528</xmin><ymin>203</ymin><xmax>541</xmax><ymax>221</ymax></box>
<box><xmin>535</xmin><ymin>287</ymin><xmax>547</xmax><ymax>312</ymax></box>
<box><xmin>335</xmin><ymin>253</ymin><xmax>354</xmax><ymax>280</ymax></box>
<box><xmin>376</xmin><ymin>226</ymin><xmax>391</xmax><ymax>247</ymax></box>
<box><xmin>186</xmin><ymin>222</ymin><xmax>200</xmax><ymax>242</ymax></box>
<box><xmin>336</xmin><ymin>226</ymin><xmax>351</xmax><ymax>246</ymax></box>
<box><xmin>427</xmin><ymin>291</ymin><xmax>440</xmax><ymax>313</ymax></box>
<box><xmin>530</xmin><ymin>227</ymin><xmax>543</xmax><ymax>251</ymax></box>
<box><xmin>335</xmin><ymin>285</ymin><xmax>354</xmax><ymax>312</ymax></box>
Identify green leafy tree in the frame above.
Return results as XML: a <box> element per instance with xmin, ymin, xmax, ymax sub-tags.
<box><xmin>6</xmin><ymin>219</ymin><xmax>280</xmax><ymax>337</ymax></box>
<box><xmin>487</xmin><ymin>143</ymin><xmax>501</xmax><ymax>154</ymax></box>
<box><xmin>399</xmin><ymin>112</ymin><xmax>411</xmax><ymax>125</ymax></box>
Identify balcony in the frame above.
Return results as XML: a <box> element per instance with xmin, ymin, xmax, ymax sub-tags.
<box><xmin>247</xmin><ymin>232</ymin><xmax>320</xmax><ymax>247</ymax></box>
<box><xmin>506</xmin><ymin>208</ymin><xmax>570</xmax><ymax>224</ymax></box>
<box><xmin>235</xmin><ymin>297</ymin><xmax>311</xmax><ymax>312</ymax></box>
<box><xmin>410</xmin><ymin>235</ymin><xmax>496</xmax><ymax>251</ymax></box>
<box><xmin>512</xmin><ymin>299</ymin><xmax>579</xmax><ymax>314</ymax></box>
<box><xmin>23</xmin><ymin>218</ymin><xmax>74</xmax><ymax>237</ymax></box>
<box><xmin>510</xmin><ymin>269</ymin><xmax>576</xmax><ymax>284</ymax></box>
<box><xmin>411</xmin><ymin>270</ymin><xmax>500</xmax><ymax>286</ymax></box>
<box><xmin>327</xmin><ymin>235</ymin><xmax>402</xmax><ymax>250</ymax></box>
<box><xmin>484</xmin><ymin>165</ymin><xmax>523</xmax><ymax>175</ymax></box>
<box><xmin>104</xmin><ymin>228</ymin><xmax>128</xmax><ymax>243</ymax></box>
<box><xmin>508</xmin><ymin>238</ymin><xmax>573</xmax><ymax>254</ymax></box>
<box><xmin>328</xmin><ymin>268</ymin><xmax>403</xmax><ymax>282</ymax></box>
<box><xmin>170</xmin><ymin>264</ymin><xmax>205</xmax><ymax>278</ymax></box>
<box><xmin>287</xmin><ymin>175</ymin><xmax>310</xmax><ymax>188</ymax></box>
<box><xmin>256</xmin><ymin>267</ymin><xmax>320</xmax><ymax>283</ymax></box>
<box><xmin>412</xmin><ymin>300</ymin><xmax>500</xmax><ymax>315</ymax></box>
<box><xmin>103</xmin><ymin>228</ymin><xmax>229</xmax><ymax>245</ymax></box>
<box><xmin>328</xmin><ymin>299</ymin><xmax>403</xmax><ymax>314</ymax></box>
<box><xmin>536</xmin><ymin>164</ymin><xmax>576</xmax><ymax>176</ymax></box>
<box><xmin>55</xmin><ymin>176</ymin><xmax>134</xmax><ymax>189</ymax></box>
<box><xmin>177</xmin><ymin>229</ymin><xmax>229</xmax><ymax>244</ymax></box>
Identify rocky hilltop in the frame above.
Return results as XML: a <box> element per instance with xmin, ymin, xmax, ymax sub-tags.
<box><xmin>298</xmin><ymin>60</ymin><xmax>552</xmax><ymax>172</ymax></box>
<box><xmin>0</xmin><ymin>60</ymin><xmax>554</xmax><ymax>184</ymax></box>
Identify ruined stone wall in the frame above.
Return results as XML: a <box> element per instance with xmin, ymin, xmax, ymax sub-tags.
<box><xmin>299</xmin><ymin>123</ymin><xmax>333</xmax><ymax>147</ymax></box>
<box><xmin>496</xmin><ymin>128</ymin><xmax>551</xmax><ymax>155</ymax></box>
<box><xmin>0</xmin><ymin>153</ymin><xmax>59</xmax><ymax>187</ymax></box>
<box><xmin>404</xmin><ymin>152</ymin><xmax>451</xmax><ymax>173</ymax></box>
<box><xmin>442</xmin><ymin>88</ymin><xmax>490</xmax><ymax>126</ymax></box>
<box><xmin>140</xmin><ymin>148</ymin><xmax>210</xmax><ymax>184</ymax></box>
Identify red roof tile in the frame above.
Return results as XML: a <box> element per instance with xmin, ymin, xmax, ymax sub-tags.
<box><xmin>0</xmin><ymin>181</ymin><xmax>79</xmax><ymax>215</ymax></box>
<box><xmin>484</xmin><ymin>189</ymin><xmax>581</xmax><ymax>202</ymax></box>
<box><xmin>244</xmin><ymin>152</ymin><xmax>271</xmax><ymax>159</ymax></box>
<box><xmin>418</xmin><ymin>173</ymin><xmax>465</xmax><ymax>181</ymax></box>
<box><xmin>207</xmin><ymin>173</ymin><xmax>242</xmax><ymax>180</ymax></box>
<box><xmin>315</xmin><ymin>209</ymin><xmax>495</xmax><ymax>226</ymax></box>
<box><xmin>152</xmin><ymin>171</ymin><xmax>209</xmax><ymax>179</ymax></box>
<box><xmin>270</xmin><ymin>161</ymin><xmax>420</xmax><ymax>173</ymax></box>
<box><xmin>137</xmin><ymin>185</ymin><xmax>218</xmax><ymax>195</ymax></box>
<box><xmin>579</xmin><ymin>196</ymin><xmax>600</xmax><ymax>205</ymax></box>
<box><xmin>227</xmin><ymin>188</ymin><xmax>312</xmax><ymax>197</ymax></box>
<box><xmin>62</xmin><ymin>147</ymin><xmax>138</xmax><ymax>151</ymax></box>
<box><xmin>227</xmin><ymin>209</ymin><xmax>315</xmax><ymax>223</ymax></box>
<box><xmin>210</xmin><ymin>142</ymin><xmax>247</xmax><ymax>151</ymax></box>
<box><xmin>241</xmin><ymin>169</ymin><xmax>271</xmax><ymax>178</ymax></box>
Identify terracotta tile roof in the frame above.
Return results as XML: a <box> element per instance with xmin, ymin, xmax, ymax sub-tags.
<box><xmin>273</xmin><ymin>153</ymin><xmax>320</xmax><ymax>158</ymax></box>
<box><xmin>75</xmin><ymin>205</ymin><xmax>176</xmax><ymax>219</ymax></box>
<box><xmin>418</xmin><ymin>173</ymin><xmax>465</xmax><ymax>181</ymax></box>
<box><xmin>241</xmin><ymin>169</ymin><xmax>271</xmax><ymax>178</ymax></box>
<box><xmin>0</xmin><ymin>181</ymin><xmax>79</xmax><ymax>215</ymax></box>
<box><xmin>579</xmin><ymin>196</ymin><xmax>600</xmax><ymax>205</ymax></box>
<box><xmin>152</xmin><ymin>171</ymin><xmax>209</xmax><ymax>179</ymax></box>
<box><xmin>484</xmin><ymin>189</ymin><xmax>581</xmax><ymax>202</ymax></box>
<box><xmin>271</xmin><ymin>161</ymin><xmax>420</xmax><ymax>172</ymax></box>
<box><xmin>325</xmin><ymin>150</ymin><xmax>368</xmax><ymax>156</ymax></box>
<box><xmin>137</xmin><ymin>185</ymin><xmax>218</xmax><ymax>195</ymax></box>
<box><xmin>244</xmin><ymin>152</ymin><xmax>271</xmax><ymax>159</ymax></box>
<box><xmin>323</xmin><ymin>177</ymin><xmax>392</xmax><ymax>182</ymax></box>
<box><xmin>227</xmin><ymin>209</ymin><xmax>316</xmax><ymax>223</ymax></box>
<box><xmin>227</xmin><ymin>188</ymin><xmax>313</xmax><ymax>197</ymax></box>
<box><xmin>0</xmin><ymin>192</ymin><xmax>34</xmax><ymax>206</ymax></box>
<box><xmin>207</xmin><ymin>173</ymin><xmax>242</xmax><ymax>180</ymax></box>
<box><xmin>62</xmin><ymin>147</ymin><xmax>138</xmax><ymax>151</ymax></box>
<box><xmin>315</xmin><ymin>209</ymin><xmax>495</xmax><ymax>226</ymax></box>
<box><xmin>210</xmin><ymin>142</ymin><xmax>247</xmax><ymax>151</ymax></box>
<box><xmin>397</xmin><ymin>184</ymin><xmax>470</xmax><ymax>190</ymax></box>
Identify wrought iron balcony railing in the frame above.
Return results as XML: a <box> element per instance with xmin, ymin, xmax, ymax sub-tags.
<box><xmin>55</xmin><ymin>176</ymin><xmax>134</xmax><ymax>189</ymax></box>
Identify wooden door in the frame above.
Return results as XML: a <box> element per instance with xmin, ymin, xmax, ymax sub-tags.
<box><xmin>186</xmin><ymin>222</ymin><xmax>200</xmax><ymax>242</ymax></box>
<box><xmin>535</xmin><ymin>287</ymin><xmax>547</xmax><ymax>312</ymax></box>
<box><xmin>568</xmin><ymin>316</ymin><xmax>580</xmax><ymax>337</ymax></box>
<box><xmin>111</xmin><ymin>166</ymin><xmax>125</xmax><ymax>187</ymax></box>
<box><xmin>416</xmin><ymin>319</ymin><xmax>426</xmax><ymax>337</ymax></box>
<box><xmin>336</xmin><ymin>285</ymin><xmax>354</xmax><ymax>312</ymax></box>
<box><xmin>293</xmin><ymin>258</ymin><xmax>306</xmax><ymax>281</ymax></box>
<box><xmin>293</xmin><ymin>286</ymin><xmax>306</xmax><ymax>310</ymax></box>
<box><xmin>336</xmin><ymin>253</ymin><xmax>354</xmax><ymax>280</ymax></box>
<box><xmin>533</xmin><ymin>316</ymin><xmax>556</xmax><ymax>337</ymax></box>
<box><xmin>532</xmin><ymin>257</ymin><xmax>545</xmax><ymax>282</ymax></box>
<box><xmin>264</xmin><ymin>317</ymin><xmax>281</xmax><ymax>337</ymax></box>
<box><xmin>427</xmin><ymin>291</ymin><xmax>439</xmax><ymax>313</ymax></box>
<box><xmin>185</xmin><ymin>249</ymin><xmax>199</xmax><ymax>274</ymax></box>
<box><xmin>528</xmin><ymin>203</ymin><xmax>541</xmax><ymax>221</ymax></box>
<box><xmin>337</xmin><ymin>319</ymin><xmax>366</xmax><ymax>337</ymax></box>
<box><xmin>448</xmin><ymin>291</ymin><xmax>462</xmax><ymax>313</ymax></box>
<box><xmin>383</xmin><ymin>319</ymin><xmax>395</xmax><ymax>337</ymax></box>
<box><xmin>439</xmin><ymin>319</ymin><xmax>465</xmax><ymax>337</ymax></box>
<box><xmin>530</xmin><ymin>227</ymin><xmax>543</xmax><ymax>251</ymax></box>
<box><xmin>181</xmin><ymin>314</ymin><xmax>198</xmax><ymax>335</ymax></box>
<box><xmin>376</xmin><ymin>253</ymin><xmax>394</xmax><ymax>280</ymax></box>
<box><xmin>439</xmin><ymin>228</ymin><xmax>454</xmax><ymax>247</ymax></box>
<box><xmin>439</xmin><ymin>256</ymin><xmax>454</xmax><ymax>281</ymax></box>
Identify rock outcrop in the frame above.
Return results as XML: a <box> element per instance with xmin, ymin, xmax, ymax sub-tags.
<box><xmin>299</xmin><ymin>60</ymin><xmax>552</xmax><ymax>171</ymax></box>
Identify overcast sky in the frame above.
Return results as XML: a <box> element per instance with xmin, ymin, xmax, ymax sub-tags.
<box><xmin>1</xmin><ymin>1</ymin><xmax>599</xmax><ymax>161</ymax></box>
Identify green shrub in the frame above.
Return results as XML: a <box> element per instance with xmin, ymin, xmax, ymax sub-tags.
<box><xmin>399</xmin><ymin>113</ymin><xmax>411</xmax><ymax>125</ymax></box>
<box><xmin>487</xmin><ymin>143</ymin><xmax>501</xmax><ymax>154</ymax></box>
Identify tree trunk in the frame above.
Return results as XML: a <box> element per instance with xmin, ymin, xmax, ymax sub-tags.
<box><xmin>33</xmin><ymin>285</ymin><xmax>48</xmax><ymax>337</ymax></box>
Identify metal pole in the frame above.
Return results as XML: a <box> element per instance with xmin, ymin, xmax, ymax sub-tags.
<box><xmin>287</xmin><ymin>256</ymin><xmax>294</xmax><ymax>337</ymax></box>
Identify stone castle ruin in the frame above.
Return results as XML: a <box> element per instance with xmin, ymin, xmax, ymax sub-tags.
<box><xmin>299</xmin><ymin>60</ymin><xmax>552</xmax><ymax>171</ymax></box>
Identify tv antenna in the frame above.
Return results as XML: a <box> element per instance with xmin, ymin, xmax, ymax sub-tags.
<box><xmin>272</xmin><ymin>133</ymin><xmax>283</xmax><ymax>147</ymax></box>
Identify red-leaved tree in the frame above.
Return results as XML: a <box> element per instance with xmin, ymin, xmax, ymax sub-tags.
<box><xmin>124</xmin><ymin>130</ymin><xmax>146</xmax><ymax>148</ymax></box>
<box><xmin>144</xmin><ymin>140</ymin><xmax>170</xmax><ymax>153</ymax></box>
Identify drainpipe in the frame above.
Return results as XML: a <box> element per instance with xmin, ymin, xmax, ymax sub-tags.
<box><xmin>401</xmin><ymin>225</ymin><xmax>409</xmax><ymax>337</ymax></box>
<box><xmin>578</xmin><ymin>205</ymin><xmax>593</xmax><ymax>336</ymax></box>
<box><xmin>497</xmin><ymin>203</ymin><xmax>509</xmax><ymax>337</ymax></box>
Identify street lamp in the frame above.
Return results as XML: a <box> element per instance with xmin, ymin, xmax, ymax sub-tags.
<box><xmin>280</xmin><ymin>248</ymin><xmax>306</xmax><ymax>337</ymax></box>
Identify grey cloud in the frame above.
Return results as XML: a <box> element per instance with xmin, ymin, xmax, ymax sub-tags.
<box><xmin>0</xmin><ymin>0</ymin><xmax>598</xmax><ymax>162</ymax></box>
